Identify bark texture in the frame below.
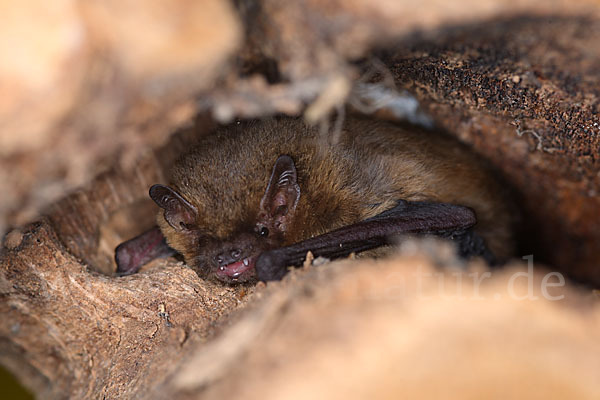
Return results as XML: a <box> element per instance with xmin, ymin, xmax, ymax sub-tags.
<box><xmin>387</xmin><ymin>15</ymin><xmax>600</xmax><ymax>284</ymax></box>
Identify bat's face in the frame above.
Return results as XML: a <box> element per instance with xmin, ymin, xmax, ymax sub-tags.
<box><xmin>185</xmin><ymin>224</ymin><xmax>286</xmax><ymax>284</ymax></box>
<box><xmin>151</xmin><ymin>155</ymin><xmax>301</xmax><ymax>284</ymax></box>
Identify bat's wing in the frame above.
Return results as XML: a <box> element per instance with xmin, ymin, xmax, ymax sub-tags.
<box><xmin>115</xmin><ymin>226</ymin><xmax>176</xmax><ymax>275</ymax></box>
<box><xmin>256</xmin><ymin>200</ymin><xmax>485</xmax><ymax>281</ymax></box>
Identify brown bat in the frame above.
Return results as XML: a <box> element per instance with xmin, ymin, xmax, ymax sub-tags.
<box><xmin>115</xmin><ymin>116</ymin><xmax>515</xmax><ymax>283</ymax></box>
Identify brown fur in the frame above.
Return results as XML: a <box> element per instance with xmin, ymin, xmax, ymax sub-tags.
<box><xmin>157</xmin><ymin>116</ymin><xmax>516</xmax><ymax>279</ymax></box>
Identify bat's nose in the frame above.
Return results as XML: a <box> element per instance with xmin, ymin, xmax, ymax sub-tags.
<box><xmin>214</xmin><ymin>247</ymin><xmax>242</xmax><ymax>266</ymax></box>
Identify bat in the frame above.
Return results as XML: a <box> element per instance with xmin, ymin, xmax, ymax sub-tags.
<box><xmin>115</xmin><ymin>116</ymin><xmax>515</xmax><ymax>283</ymax></box>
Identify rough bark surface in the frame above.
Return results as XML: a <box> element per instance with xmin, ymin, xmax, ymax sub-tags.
<box><xmin>3</xmin><ymin>217</ymin><xmax>600</xmax><ymax>398</ymax></box>
<box><xmin>0</xmin><ymin>0</ymin><xmax>241</xmax><ymax>233</ymax></box>
<box><xmin>387</xmin><ymin>15</ymin><xmax>600</xmax><ymax>284</ymax></box>
<box><xmin>2</xmin><ymin>0</ymin><xmax>600</xmax><ymax>399</ymax></box>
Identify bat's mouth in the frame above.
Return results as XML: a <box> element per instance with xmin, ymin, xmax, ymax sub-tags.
<box><xmin>216</xmin><ymin>256</ymin><xmax>257</xmax><ymax>280</ymax></box>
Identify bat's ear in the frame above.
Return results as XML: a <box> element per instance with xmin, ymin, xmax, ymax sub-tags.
<box><xmin>259</xmin><ymin>155</ymin><xmax>300</xmax><ymax>232</ymax></box>
<box><xmin>149</xmin><ymin>184</ymin><xmax>198</xmax><ymax>231</ymax></box>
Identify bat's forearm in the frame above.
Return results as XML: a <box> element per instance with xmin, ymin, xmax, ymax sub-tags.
<box><xmin>115</xmin><ymin>226</ymin><xmax>176</xmax><ymax>275</ymax></box>
<box><xmin>255</xmin><ymin>201</ymin><xmax>476</xmax><ymax>281</ymax></box>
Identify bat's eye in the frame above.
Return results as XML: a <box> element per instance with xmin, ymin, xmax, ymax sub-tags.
<box><xmin>259</xmin><ymin>227</ymin><xmax>269</xmax><ymax>237</ymax></box>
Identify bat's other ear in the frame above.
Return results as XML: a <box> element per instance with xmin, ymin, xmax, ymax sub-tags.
<box><xmin>259</xmin><ymin>155</ymin><xmax>301</xmax><ymax>232</ymax></box>
<box><xmin>149</xmin><ymin>184</ymin><xmax>198</xmax><ymax>231</ymax></box>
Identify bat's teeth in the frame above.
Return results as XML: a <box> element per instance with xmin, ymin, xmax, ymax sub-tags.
<box><xmin>243</xmin><ymin>258</ymin><xmax>249</xmax><ymax>266</ymax></box>
<box><xmin>219</xmin><ymin>266</ymin><xmax>225</xmax><ymax>271</ymax></box>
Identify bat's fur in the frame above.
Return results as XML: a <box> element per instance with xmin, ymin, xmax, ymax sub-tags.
<box><xmin>157</xmin><ymin>116</ymin><xmax>516</xmax><ymax>280</ymax></box>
